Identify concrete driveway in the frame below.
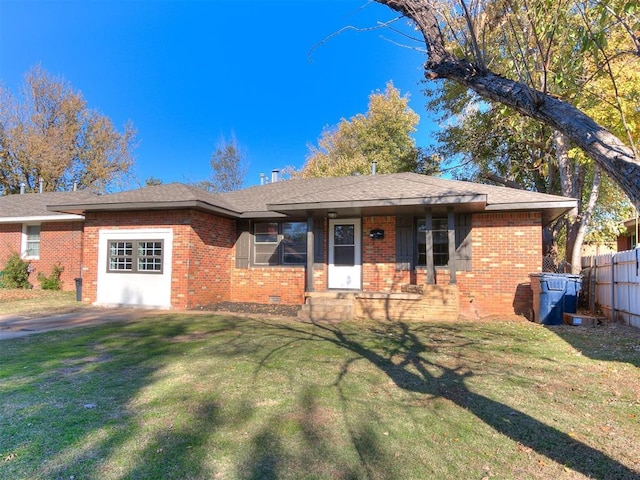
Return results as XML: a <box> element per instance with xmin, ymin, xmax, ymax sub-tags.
<box><xmin>0</xmin><ymin>307</ymin><xmax>161</xmax><ymax>340</ymax></box>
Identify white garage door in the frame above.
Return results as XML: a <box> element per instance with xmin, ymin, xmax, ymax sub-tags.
<box><xmin>96</xmin><ymin>229</ymin><xmax>173</xmax><ymax>308</ymax></box>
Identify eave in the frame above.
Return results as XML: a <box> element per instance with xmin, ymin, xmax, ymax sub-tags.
<box><xmin>0</xmin><ymin>214</ymin><xmax>85</xmax><ymax>224</ymax></box>
<box><xmin>267</xmin><ymin>194</ymin><xmax>488</xmax><ymax>217</ymax></box>
<box><xmin>48</xmin><ymin>200</ymin><xmax>242</xmax><ymax>219</ymax></box>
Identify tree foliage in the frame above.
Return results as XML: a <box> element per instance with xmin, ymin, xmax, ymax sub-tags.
<box><xmin>199</xmin><ymin>133</ymin><xmax>247</xmax><ymax>192</ymax></box>
<box><xmin>0</xmin><ymin>65</ymin><xmax>136</xmax><ymax>194</ymax></box>
<box><xmin>374</xmin><ymin>0</ymin><xmax>640</xmax><ymax>210</ymax></box>
<box><xmin>300</xmin><ymin>82</ymin><xmax>437</xmax><ymax>178</ymax></box>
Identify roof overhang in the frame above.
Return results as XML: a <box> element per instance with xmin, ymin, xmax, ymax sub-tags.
<box><xmin>0</xmin><ymin>214</ymin><xmax>85</xmax><ymax>224</ymax></box>
<box><xmin>267</xmin><ymin>194</ymin><xmax>488</xmax><ymax>217</ymax></box>
<box><xmin>48</xmin><ymin>200</ymin><xmax>242</xmax><ymax>219</ymax></box>
<box><xmin>486</xmin><ymin>200</ymin><xmax>577</xmax><ymax>226</ymax></box>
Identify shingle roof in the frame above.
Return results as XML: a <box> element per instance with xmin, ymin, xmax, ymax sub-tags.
<box><xmin>49</xmin><ymin>183</ymin><xmax>240</xmax><ymax>216</ymax></box>
<box><xmin>44</xmin><ymin>173</ymin><xmax>576</xmax><ymax>225</ymax></box>
<box><xmin>220</xmin><ymin>172</ymin><xmax>575</xmax><ymax>219</ymax></box>
<box><xmin>0</xmin><ymin>190</ymin><xmax>98</xmax><ymax>221</ymax></box>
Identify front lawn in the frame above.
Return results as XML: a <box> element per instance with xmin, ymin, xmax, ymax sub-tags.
<box><xmin>0</xmin><ymin>289</ymin><xmax>85</xmax><ymax>316</ymax></box>
<box><xmin>1</xmin><ymin>315</ymin><xmax>639</xmax><ymax>479</ymax></box>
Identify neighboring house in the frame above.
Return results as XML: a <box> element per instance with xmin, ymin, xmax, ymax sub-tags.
<box><xmin>617</xmin><ymin>217</ymin><xmax>639</xmax><ymax>251</ymax></box>
<box><xmin>0</xmin><ymin>190</ymin><xmax>97</xmax><ymax>290</ymax></box>
<box><xmin>32</xmin><ymin>172</ymin><xmax>576</xmax><ymax>321</ymax></box>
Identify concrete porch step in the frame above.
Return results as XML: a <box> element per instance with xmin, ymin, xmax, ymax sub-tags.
<box><xmin>298</xmin><ymin>292</ymin><xmax>356</xmax><ymax>322</ymax></box>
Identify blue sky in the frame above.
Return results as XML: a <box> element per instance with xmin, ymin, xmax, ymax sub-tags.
<box><xmin>0</xmin><ymin>0</ymin><xmax>438</xmax><ymax>189</ymax></box>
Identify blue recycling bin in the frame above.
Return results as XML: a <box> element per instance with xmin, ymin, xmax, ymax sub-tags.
<box><xmin>529</xmin><ymin>273</ymin><xmax>582</xmax><ymax>325</ymax></box>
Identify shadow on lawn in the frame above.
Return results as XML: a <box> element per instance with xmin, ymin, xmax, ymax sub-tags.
<box><xmin>3</xmin><ymin>315</ymin><xmax>638</xmax><ymax>479</ymax></box>
<box><xmin>1</xmin><ymin>315</ymin><xmax>245</xmax><ymax>480</ymax></box>
<box><xmin>248</xmin><ymin>319</ymin><xmax>639</xmax><ymax>480</ymax></box>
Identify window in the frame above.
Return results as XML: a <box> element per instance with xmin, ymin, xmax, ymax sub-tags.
<box><xmin>137</xmin><ymin>241</ymin><xmax>163</xmax><ymax>272</ymax></box>
<box><xmin>400</xmin><ymin>214</ymin><xmax>470</xmax><ymax>271</ymax></box>
<box><xmin>24</xmin><ymin>224</ymin><xmax>41</xmax><ymax>259</ymax></box>
<box><xmin>254</xmin><ymin>222</ymin><xmax>279</xmax><ymax>265</ymax></box>
<box><xmin>282</xmin><ymin>222</ymin><xmax>307</xmax><ymax>264</ymax></box>
<box><xmin>108</xmin><ymin>239</ymin><xmax>163</xmax><ymax>273</ymax></box>
<box><xmin>417</xmin><ymin>218</ymin><xmax>449</xmax><ymax>267</ymax></box>
<box><xmin>253</xmin><ymin>221</ymin><xmax>307</xmax><ymax>265</ymax></box>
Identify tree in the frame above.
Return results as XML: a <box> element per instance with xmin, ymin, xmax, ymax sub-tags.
<box><xmin>373</xmin><ymin>0</ymin><xmax>640</xmax><ymax>210</ymax></box>
<box><xmin>0</xmin><ymin>65</ymin><xmax>136</xmax><ymax>194</ymax></box>
<box><xmin>143</xmin><ymin>176</ymin><xmax>163</xmax><ymax>186</ymax></box>
<box><xmin>428</xmin><ymin>61</ymin><xmax>637</xmax><ymax>268</ymax></box>
<box><xmin>199</xmin><ymin>133</ymin><xmax>247</xmax><ymax>192</ymax></box>
<box><xmin>300</xmin><ymin>82</ymin><xmax>438</xmax><ymax>177</ymax></box>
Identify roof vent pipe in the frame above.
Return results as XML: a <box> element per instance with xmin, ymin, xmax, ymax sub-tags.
<box><xmin>20</xmin><ymin>183</ymin><xmax>25</xmax><ymax>194</ymax></box>
<box><xmin>371</xmin><ymin>160</ymin><xmax>377</xmax><ymax>175</ymax></box>
<box><xmin>39</xmin><ymin>178</ymin><xmax>44</xmax><ymax>193</ymax></box>
<box><xmin>73</xmin><ymin>182</ymin><xmax>77</xmax><ymax>191</ymax></box>
<box><xmin>271</xmin><ymin>169</ymin><xmax>280</xmax><ymax>183</ymax></box>
<box><xmin>260</xmin><ymin>173</ymin><xmax>266</xmax><ymax>185</ymax></box>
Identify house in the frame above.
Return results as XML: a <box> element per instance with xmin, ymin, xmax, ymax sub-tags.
<box><xmin>0</xmin><ymin>190</ymin><xmax>97</xmax><ymax>290</ymax></box>
<box><xmin>617</xmin><ymin>217</ymin><xmax>639</xmax><ymax>251</ymax></box>
<box><xmin>0</xmin><ymin>173</ymin><xmax>577</xmax><ymax>320</ymax></box>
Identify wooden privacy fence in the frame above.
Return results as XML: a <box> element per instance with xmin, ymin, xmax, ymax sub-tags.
<box><xmin>581</xmin><ymin>249</ymin><xmax>640</xmax><ymax>328</ymax></box>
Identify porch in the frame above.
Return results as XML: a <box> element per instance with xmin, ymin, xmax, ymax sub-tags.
<box><xmin>298</xmin><ymin>285</ymin><xmax>459</xmax><ymax>322</ymax></box>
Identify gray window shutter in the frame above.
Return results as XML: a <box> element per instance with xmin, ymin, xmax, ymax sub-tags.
<box><xmin>395</xmin><ymin>216</ymin><xmax>414</xmax><ymax>271</ymax></box>
<box><xmin>455</xmin><ymin>214</ymin><xmax>472</xmax><ymax>271</ymax></box>
<box><xmin>235</xmin><ymin>220</ymin><xmax>251</xmax><ymax>268</ymax></box>
<box><xmin>313</xmin><ymin>217</ymin><xmax>324</xmax><ymax>266</ymax></box>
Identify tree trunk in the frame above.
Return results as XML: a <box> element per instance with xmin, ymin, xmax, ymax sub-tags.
<box><xmin>570</xmin><ymin>167</ymin><xmax>601</xmax><ymax>274</ymax></box>
<box><xmin>375</xmin><ymin>0</ymin><xmax>640</xmax><ymax>209</ymax></box>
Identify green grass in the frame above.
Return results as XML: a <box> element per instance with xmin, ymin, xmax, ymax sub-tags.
<box><xmin>0</xmin><ymin>289</ymin><xmax>86</xmax><ymax>316</ymax></box>
<box><xmin>1</xmin><ymin>315</ymin><xmax>639</xmax><ymax>479</ymax></box>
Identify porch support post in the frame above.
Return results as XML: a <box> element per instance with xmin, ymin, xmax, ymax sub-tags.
<box><xmin>306</xmin><ymin>212</ymin><xmax>314</xmax><ymax>292</ymax></box>
<box><xmin>447</xmin><ymin>207</ymin><xmax>457</xmax><ymax>284</ymax></box>
<box><xmin>425</xmin><ymin>209</ymin><xmax>435</xmax><ymax>284</ymax></box>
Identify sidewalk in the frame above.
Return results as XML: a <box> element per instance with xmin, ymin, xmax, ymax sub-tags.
<box><xmin>0</xmin><ymin>307</ymin><xmax>160</xmax><ymax>340</ymax></box>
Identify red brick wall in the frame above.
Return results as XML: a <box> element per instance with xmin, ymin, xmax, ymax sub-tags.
<box><xmin>0</xmin><ymin>224</ymin><xmax>22</xmax><ymax>263</ymax></box>
<box><xmin>36</xmin><ymin>222</ymin><xmax>84</xmax><ymax>291</ymax></box>
<box><xmin>230</xmin><ymin>267</ymin><xmax>306</xmax><ymax>305</ymax></box>
<box><xmin>188</xmin><ymin>211</ymin><xmax>235</xmax><ymax>307</ymax></box>
<box><xmin>456</xmin><ymin>212</ymin><xmax>541</xmax><ymax>318</ymax></box>
<box><xmin>362</xmin><ymin>216</ymin><xmax>406</xmax><ymax>292</ymax></box>
<box><xmin>82</xmin><ymin>210</ymin><xmax>235</xmax><ymax>309</ymax></box>
<box><xmin>0</xmin><ymin>221</ymin><xmax>83</xmax><ymax>291</ymax></box>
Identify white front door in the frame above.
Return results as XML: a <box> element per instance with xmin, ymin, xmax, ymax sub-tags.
<box><xmin>328</xmin><ymin>218</ymin><xmax>361</xmax><ymax>289</ymax></box>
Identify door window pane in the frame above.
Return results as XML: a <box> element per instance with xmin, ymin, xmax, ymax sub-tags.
<box><xmin>334</xmin><ymin>224</ymin><xmax>355</xmax><ymax>266</ymax></box>
<box><xmin>334</xmin><ymin>224</ymin><xmax>354</xmax><ymax>245</ymax></box>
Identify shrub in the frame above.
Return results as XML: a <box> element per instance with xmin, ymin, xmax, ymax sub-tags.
<box><xmin>38</xmin><ymin>263</ymin><xmax>64</xmax><ymax>290</ymax></box>
<box><xmin>1</xmin><ymin>253</ymin><xmax>32</xmax><ymax>289</ymax></box>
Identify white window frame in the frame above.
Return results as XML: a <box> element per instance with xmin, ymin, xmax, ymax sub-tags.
<box><xmin>22</xmin><ymin>224</ymin><xmax>41</xmax><ymax>260</ymax></box>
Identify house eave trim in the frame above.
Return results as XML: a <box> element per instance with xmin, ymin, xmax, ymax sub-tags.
<box><xmin>484</xmin><ymin>200</ymin><xmax>577</xmax><ymax>211</ymax></box>
<box><xmin>267</xmin><ymin>194</ymin><xmax>488</xmax><ymax>213</ymax></box>
<box><xmin>0</xmin><ymin>214</ymin><xmax>85</xmax><ymax>224</ymax></box>
<box><xmin>48</xmin><ymin>200</ymin><xmax>242</xmax><ymax>218</ymax></box>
